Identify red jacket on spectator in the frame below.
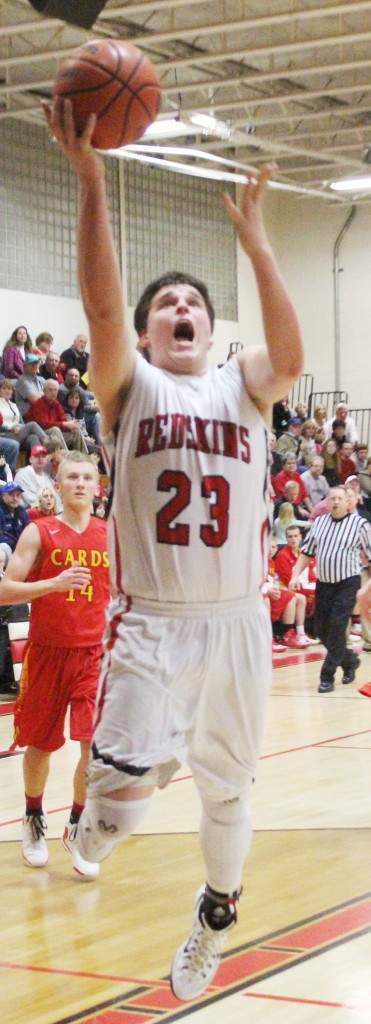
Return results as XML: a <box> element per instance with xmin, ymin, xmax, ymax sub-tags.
<box><xmin>273</xmin><ymin>468</ymin><xmax>308</xmax><ymax>503</ymax></box>
<box><xmin>25</xmin><ymin>395</ymin><xmax>67</xmax><ymax>430</ymax></box>
<box><xmin>339</xmin><ymin>456</ymin><xmax>357</xmax><ymax>484</ymax></box>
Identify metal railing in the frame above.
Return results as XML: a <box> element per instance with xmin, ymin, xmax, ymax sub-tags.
<box><xmin>308</xmin><ymin>390</ymin><xmax>348</xmax><ymax>418</ymax></box>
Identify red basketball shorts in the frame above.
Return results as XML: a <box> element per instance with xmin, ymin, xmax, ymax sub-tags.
<box><xmin>13</xmin><ymin>642</ymin><xmax>102</xmax><ymax>752</ymax></box>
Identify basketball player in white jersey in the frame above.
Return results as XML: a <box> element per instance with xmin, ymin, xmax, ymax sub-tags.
<box><xmin>44</xmin><ymin>97</ymin><xmax>303</xmax><ymax>1002</ymax></box>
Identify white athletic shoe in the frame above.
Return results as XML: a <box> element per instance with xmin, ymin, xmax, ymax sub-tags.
<box><xmin>22</xmin><ymin>812</ymin><xmax>48</xmax><ymax>867</ymax></box>
<box><xmin>170</xmin><ymin>886</ymin><xmax>236</xmax><ymax>1001</ymax></box>
<box><xmin>62</xmin><ymin>821</ymin><xmax>100</xmax><ymax>880</ymax></box>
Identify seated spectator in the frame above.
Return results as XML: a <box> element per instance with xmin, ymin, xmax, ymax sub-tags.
<box><xmin>300</xmin><ymin>456</ymin><xmax>330</xmax><ymax>506</ymax></box>
<box><xmin>14</xmin><ymin>445</ymin><xmax>61</xmax><ymax>510</ymax></box>
<box><xmin>34</xmin><ymin>332</ymin><xmax>54</xmax><ymax>364</ymax></box>
<box><xmin>263</xmin><ymin>536</ymin><xmax>310</xmax><ymax>650</ymax></box>
<box><xmin>273</xmin><ymin>501</ymin><xmax>308</xmax><ymax>546</ymax></box>
<box><xmin>272</xmin><ymin>395</ymin><xmax>294</xmax><ymax>437</ymax></box>
<box><xmin>294</xmin><ymin>402</ymin><xmax>309</xmax><ymax>423</ymax></box>
<box><xmin>2</xmin><ymin>326</ymin><xmax>33</xmax><ymax>380</ymax></box>
<box><xmin>0</xmin><ymin>482</ymin><xmax>28</xmax><ymax>565</ymax></box>
<box><xmin>324</xmin><ymin>402</ymin><xmax>358</xmax><ymax>444</ymax></box>
<box><xmin>273</xmin><ymin>453</ymin><xmax>310</xmax><ymax>510</ymax></box>
<box><xmin>58</xmin><ymin>367</ymin><xmax>100</xmax><ymax>444</ymax></box>
<box><xmin>344</xmin><ymin>481</ymin><xmax>363</xmax><ymax>516</ymax></box>
<box><xmin>298</xmin><ymin>420</ymin><xmax>317</xmax><ymax>467</ymax></box>
<box><xmin>44</xmin><ymin>438</ymin><xmax>65</xmax><ymax>483</ymax></box>
<box><xmin>274</xmin><ymin>479</ymin><xmax>310</xmax><ymax>522</ymax></box>
<box><xmin>269</xmin><ymin>432</ymin><xmax>283</xmax><ymax>478</ymax></box>
<box><xmin>14</xmin><ymin>353</ymin><xmax>45</xmax><ymax>419</ymax></box>
<box><xmin>39</xmin><ymin>351</ymin><xmax>65</xmax><ymax>384</ymax></box>
<box><xmin>358</xmin><ymin>457</ymin><xmax>371</xmax><ymax>511</ymax></box>
<box><xmin>62</xmin><ymin>388</ymin><xmax>102</xmax><ymax>460</ymax></box>
<box><xmin>330</xmin><ymin>418</ymin><xmax>347</xmax><ymax>450</ymax></box>
<box><xmin>309</xmin><ymin>495</ymin><xmax>330</xmax><ymax>521</ymax></box>
<box><xmin>275</xmin><ymin>525</ymin><xmax>317</xmax><ymax>622</ymax></box>
<box><xmin>353</xmin><ymin>442</ymin><xmax>369</xmax><ymax>473</ymax></box>
<box><xmin>314</xmin><ymin>425</ymin><xmax>325</xmax><ymax>452</ymax></box>
<box><xmin>338</xmin><ymin>442</ymin><xmax>357</xmax><ymax>484</ymax></box>
<box><xmin>275</xmin><ymin>417</ymin><xmax>302</xmax><ymax>459</ymax></box>
<box><xmin>60</xmin><ymin>333</ymin><xmax>89</xmax><ymax>388</ymax></box>
<box><xmin>25</xmin><ymin>379</ymin><xmax>89</xmax><ymax>452</ymax></box>
<box><xmin>313</xmin><ymin>405</ymin><xmax>328</xmax><ymax>428</ymax></box>
<box><xmin>92</xmin><ymin>495</ymin><xmax>107</xmax><ymax>519</ymax></box>
<box><xmin>27</xmin><ymin>485</ymin><xmax>59</xmax><ymax>522</ymax></box>
<box><xmin>0</xmin><ymin>449</ymin><xmax>13</xmax><ymax>487</ymax></box>
<box><xmin>321</xmin><ymin>438</ymin><xmax>341</xmax><ymax>486</ymax></box>
<box><xmin>0</xmin><ymin>377</ymin><xmax>47</xmax><ymax>453</ymax></box>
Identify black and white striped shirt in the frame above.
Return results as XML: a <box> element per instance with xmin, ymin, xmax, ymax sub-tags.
<box><xmin>301</xmin><ymin>512</ymin><xmax>371</xmax><ymax>583</ymax></box>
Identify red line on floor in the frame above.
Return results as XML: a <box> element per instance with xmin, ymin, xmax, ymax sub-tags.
<box><xmin>244</xmin><ymin>991</ymin><xmax>371</xmax><ymax>1010</ymax></box>
<box><xmin>0</xmin><ymin>960</ymin><xmax>168</xmax><ymax>986</ymax></box>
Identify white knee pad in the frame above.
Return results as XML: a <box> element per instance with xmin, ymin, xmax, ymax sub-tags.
<box><xmin>78</xmin><ymin>795</ymin><xmax>152</xmax><ymax>863</ymax></box>
<box><xmin>199</xmin><ymin>793</ymin><xmax>252</xmax><ymax>895</ymax></box>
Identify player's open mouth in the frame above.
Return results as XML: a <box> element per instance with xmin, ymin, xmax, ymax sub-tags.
<box><xmin>174</xmin><ymin>320</ymin><xmax>194</xmax><ymax>342</ymax></box>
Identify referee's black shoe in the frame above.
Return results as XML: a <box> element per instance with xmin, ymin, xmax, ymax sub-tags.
<box><xmin>342</xmin><ymin>656</ymin><xmax>360</xmax><ymax>685</ymax></box>
<box><xmin>318</xmin><ymin>677</ymin><xmax>334</xmax><ymax>693</ymax></box>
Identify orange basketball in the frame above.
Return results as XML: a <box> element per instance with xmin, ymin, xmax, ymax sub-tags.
<box><xmin>52</xmin><ymin>38</ymin><xmax>161</xmax><ymax>149</ymax></box>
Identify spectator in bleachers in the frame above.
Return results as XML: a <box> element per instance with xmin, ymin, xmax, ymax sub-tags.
<box><xmin>273</xmin><ymin>479</ymin><xmax>310</xmax><ymax>523</ymax></box>
<box><xmin>338</xmin><ymin>442</ymin><xmax>357</xmax><ymax>484</ymax></box>
<box><xmin>298</xmin><ymin>419</ymin><xmax>317</xmax><ymax>466</ymax></box>
<box><xmin>0</xmin><ymin>377</ymin><xmax>47</xmax><ymax>453</ymax></box>
<box><xmin>275</xmin><ymin>416</ymin><xmax>302</xmax><ymax>459</ymax></box>
<box><xmin>314</xmin><ymin>425</ymin><xmax>325</xmax><ymax>452</ymax></box>
<box><xmin>0</xmin><ymin>482</ymin><xmax>28</xmax><ymax>564</ymax></box>
<box><xmin>273</xmin><ymin>453</ymin><xmax>311</xmax><ymax>510</ymax></box>
<box><xmin>14</xmin><ymin>353</ymin><xmax>45</xmax><ymax>419</ymax></box>
<box><xmin>321</xmin><ymin>438</ymin><xmax>341</xmax><ymax>486</ymax></box>
<box><xmin>61</xmin><ymin>388</ymin><xmax>102</xmax><ymax>460</ymax></box>
<box><xmin>0</xmin><ymin>449</ymin><xmax>13</xmax><ymax>486</ymax></box>
<box><xmin>14</xmin><ymin>445</ymin><xmax>61</xmax><ymax>510</ymax></box>
<box><xmin>60</xmin><ymin>334</ymin><xmax>89</xmax><ymax>388</ymax></box>
<box><xmin>353</xmin><ymin>442</ymin><xmax>369</xmax><ymax>473</ymax></box>
<box><xmin>58</xmin><ymin>367</ymin><xmax>101</xmax><ymax>444</ymax></box>
<box><xmin>294</xmin><ymin>401</ymin><xmax>309</xmax><ymax>423</ymax></box>
<box><xmin>34</xmin><ymin>332</ymin><xmax>54</xmax><ymax>364</ymax></box>
<box><xmin>272</xmin><ymin>395</ymin><xmax>294</xmax><ymax>437</ymax></box>
<box><xmin>273</xmin><ymin>501</ymin><xmax>308</xmax><ymax>547</ymax></box>
<box><xmin>268</xmin><ymin>432</ymin><xmax>283</xmax><ymax>477</ymax></box>
<box><xmin>2</xmin><ymin>326</ymin><xmax>33</xmax><ymax>379</ymax></box>
<box><xmin>27</xmin><ymin>485</ymin><xmax>59</xmax><ymax>522</ymax></box>
<box><xmin>25</xmin><ymin>379</ymin><xmax>90</xmax><ymax>451</ymax></box>
<box><xmin>44</xmin><ymin>438</ymin><xmax>65</xmax><ymax>484</ymax></box>
<box><xmin>309</xmin><ymin>494</ymin><xmax>331</xmax><ymax>521</ymax></box>
<box><xmin>39</xmin><ymin>351</ymin><xmax>65</xmax><ymax>384</ymax></box>
<box><xmin>313</xmin><ymin>405</ymin><xmax>328</xmax><ymax>428</ymax></box>
<box><xmin>300</xmin><ymin>456</ymin><xmax>330</xmax><ymax>506</ymax></box>
<box><xmin>324</xmin><ymin>402</ymin><xmax>358</xmax><ymax>444</ymax></box>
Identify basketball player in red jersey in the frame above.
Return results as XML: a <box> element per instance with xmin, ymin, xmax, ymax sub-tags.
<box><xmin>43</xmin><ymin>98</ymin><xmax>303</xmax><ymax>999</ymax></box>
<box><xmin>0</xmin><ymin>451</ymin><xmax>110</xmax><ymax>877</ymax></box>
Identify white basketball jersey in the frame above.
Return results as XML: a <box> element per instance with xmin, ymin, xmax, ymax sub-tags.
<box><xmin>103</xmin><ymin>356</ymin><xmax>271</xmax><ymax>603</ymax></box>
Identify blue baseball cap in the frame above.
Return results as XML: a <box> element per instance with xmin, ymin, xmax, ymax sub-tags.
<box><xmin>1</xmin><ymin>481</ymin><xmax>24</xmax><ymax>493</ymax></box>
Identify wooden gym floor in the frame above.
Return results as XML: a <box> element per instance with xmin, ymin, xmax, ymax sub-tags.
<box><xmin>1</xmin><ymin>644</ymin><xmax>371</xmax><ymax>1024</ymax></box>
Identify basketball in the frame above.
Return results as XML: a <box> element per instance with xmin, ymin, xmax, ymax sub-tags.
<box><xmin>52</xmin><ymin>39</ymin><xmax>161</xmax><ymax>150</ymax></box>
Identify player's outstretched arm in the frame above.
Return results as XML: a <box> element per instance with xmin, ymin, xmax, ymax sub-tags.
<box><xmin>223</xmin><ymin>165</ymin><xmax>303</xmax><ymax>419</ymax></box>
<box><xmin>0</xmin><ymin>525</ymin><xmax>92</xmax><ymax>604</ymax></box>
<box><xmin>43</xmin><ymin>98</ymin><xmax>137</xmax><ymax>433</ymax></box>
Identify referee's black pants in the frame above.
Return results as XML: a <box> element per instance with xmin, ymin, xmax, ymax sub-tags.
<box><xmin>314</xmin><ymin>575</ymin><xmax>360</xmax><ymax>683</ymax></box>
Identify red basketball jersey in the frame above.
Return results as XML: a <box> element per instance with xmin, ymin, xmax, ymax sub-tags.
<box><xmin>28</xmin><ymin>516</ymin><xmax>110</xmax><ymax>647</ymax></box>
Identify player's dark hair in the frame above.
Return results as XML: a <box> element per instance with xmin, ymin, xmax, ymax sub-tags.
<box><xmin>134</xmin><ymin>272</ymin><xmax>215</xmax><ymax>334</ymax></box>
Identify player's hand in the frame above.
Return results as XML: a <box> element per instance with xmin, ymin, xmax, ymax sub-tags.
<box><xmin>42</xmin><ymin>97</ymin><xmax>105</xmax><ymax>181</ymax></box>
<box><xmin>53</xmin><ymin>563</ymin><xmax>92</xmax><ymax>592</ymax></box>
<box><xmin>223</xmin><ymin>163</ymin><xmax>277</xmax><ymax>258</ymax></box>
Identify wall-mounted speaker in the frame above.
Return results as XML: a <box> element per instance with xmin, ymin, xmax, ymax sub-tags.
<box><xmin>27</xmin><ymin>1</ymin><xmax>109</xmax><ymax>30</ymax></box>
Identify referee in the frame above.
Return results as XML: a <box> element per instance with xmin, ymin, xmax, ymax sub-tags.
<box><xmin>290</xmin><ymin>485</ymin><xmax>371</xmax><ymax>692</ymax></box>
